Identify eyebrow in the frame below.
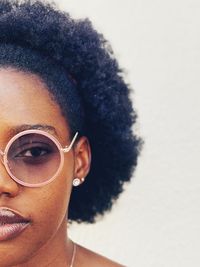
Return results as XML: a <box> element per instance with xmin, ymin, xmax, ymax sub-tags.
<box><xmin>7</xmin><ymin>124</ymin><xmax>58</xmax><ymax>137</ymax></box>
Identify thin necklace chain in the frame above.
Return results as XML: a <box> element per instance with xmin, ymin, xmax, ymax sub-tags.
<box><xmin>69</xmin><ymin>242</ymin><xmax>76</xmax><ymax>267</ymax></box>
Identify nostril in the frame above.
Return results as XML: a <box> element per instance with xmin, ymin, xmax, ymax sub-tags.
<box><xmin>0</xmin><ymin>177</ymin><xmax>20</xmax><ymax>198</ymax></box>
<box><xmin>0</xmin><ymin>163</ymin><xmax>20</xmax><ymax>197</ymax></box>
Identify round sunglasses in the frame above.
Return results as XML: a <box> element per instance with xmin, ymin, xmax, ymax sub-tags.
<box><xmin>0</xmin><ymin>129</ymin><xmax>78</xmax><ymax>187</ymax></box>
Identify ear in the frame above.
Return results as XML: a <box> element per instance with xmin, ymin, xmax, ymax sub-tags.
<box><xmin>73</xmin><ymin>136</ymin><xmax>91</xmax><ymax>183</ymax></box>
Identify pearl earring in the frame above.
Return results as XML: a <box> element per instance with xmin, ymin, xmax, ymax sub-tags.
<box><xmin>73</xmin><ymin>177</ymin><xmax>85</xmax><ymax>187</ymax></box>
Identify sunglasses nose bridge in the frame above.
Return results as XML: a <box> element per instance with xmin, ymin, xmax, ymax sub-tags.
<box><xmin>0</xmin><ymin>150</ymin><xmax>5</xmax><ymax>165</ymax></box>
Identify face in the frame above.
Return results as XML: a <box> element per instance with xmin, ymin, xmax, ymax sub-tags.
<box><xmin>0</xmin><ymin>68</ymin><xmax>91</xmax><ymax>266</ymax></box>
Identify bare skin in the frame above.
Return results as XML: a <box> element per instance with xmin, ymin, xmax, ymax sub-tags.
<box><xmin>0</xmin><ymin>68</ymin><xmax>123</xmax><ymax>267</ymax></box>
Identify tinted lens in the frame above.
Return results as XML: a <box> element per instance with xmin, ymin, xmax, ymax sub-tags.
<box><xmin>7</xmin><ymin>133</ymin><xmax>61</xmax><ymax>185</ymax></box>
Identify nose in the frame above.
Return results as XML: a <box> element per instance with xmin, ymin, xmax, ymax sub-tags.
<box><xmin>0</xmin><ymin>157</ymin><xmax>20</xmax><ymax>198</ymax></box>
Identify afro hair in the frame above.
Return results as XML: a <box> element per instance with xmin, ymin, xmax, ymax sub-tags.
<box><xmin>0</xmin><ymin>0</ymin><xmax>143</xmax><ymax>223</ymax></box>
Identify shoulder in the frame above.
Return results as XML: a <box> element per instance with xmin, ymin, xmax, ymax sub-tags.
<box><xmin>74</xmin><ymin>243</ymin><xmax>125</xmax><ymax>267</ymax></box>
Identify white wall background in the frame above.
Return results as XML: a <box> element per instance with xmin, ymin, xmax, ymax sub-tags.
<box><xmin>53</xmin><ymin>1</ymin><xmax>200</xmax><ymax>266</ymax></box>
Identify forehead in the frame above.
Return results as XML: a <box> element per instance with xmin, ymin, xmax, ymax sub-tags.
<box><xmin>0</xmin><ymin>68</ymin><xmax>69</xmax><ymax>142</ymax></box>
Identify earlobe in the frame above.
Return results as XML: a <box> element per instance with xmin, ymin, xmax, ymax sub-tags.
<box><xmin>73</xmin><ymin>136</ymin><xmax>91</xmax><ymax>183</ymax></box>
<box><xmin>72</xmin><ymin>177</ymin><xmax>85</xmax><ymax>187</ymax></box>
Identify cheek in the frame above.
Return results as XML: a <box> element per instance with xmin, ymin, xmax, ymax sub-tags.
<box><xmin>33</xmin><ymin>165</ymin><xmax>73</xmax><ymax>231</ymax></box>
<box><xmin>24</xmin><ymin>161</ymin><xmax>73</xmax><ymax>245</ymax></box>
<box><xmin>26</xmin><ymin>150</ymin><xmax>73</xmax><ymax>221</ymax></box>
<box><xmin>19</xmin><ymin>169</ymin><xmax>72</xmax><ymax>258</ymax></box>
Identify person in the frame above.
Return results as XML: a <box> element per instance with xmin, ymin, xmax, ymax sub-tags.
<box><xmin>0</xmin><ymin>0</ymin><xmax>142</xmax><ymax>266</ymax></box>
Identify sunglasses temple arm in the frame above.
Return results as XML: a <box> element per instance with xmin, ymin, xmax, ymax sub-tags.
<box><xmin>63</xmin><ymin>132</ymin><xmax>79</xmax><ymax>153</ymax></box>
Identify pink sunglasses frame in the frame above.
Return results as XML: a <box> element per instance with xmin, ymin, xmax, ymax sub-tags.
<box><xmin>0</xmin><ymin>129</ymin><xmax>79</xmax><ymax>188</ymax></box>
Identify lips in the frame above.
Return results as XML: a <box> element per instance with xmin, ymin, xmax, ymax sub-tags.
<box><xmin>0</xmin><ymin>208</ymin><xmax>31</xmax><ymax>241</ymax></box>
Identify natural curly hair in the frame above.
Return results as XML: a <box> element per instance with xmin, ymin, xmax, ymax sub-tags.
<box><xmin>0</xmin><ymin>0</ymin><xmax>143</xmax><ymax>223</ymax></box>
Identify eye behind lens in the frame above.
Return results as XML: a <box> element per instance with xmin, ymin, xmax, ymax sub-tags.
<box><xmin>4</xmin><ymin>132</ymin><xmax>63</xmax><ymax>186</ymax></box>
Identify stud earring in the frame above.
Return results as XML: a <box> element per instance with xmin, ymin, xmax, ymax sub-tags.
<box><xmin>73</xmin><ymin>177</ymin><xmax>85</xmax><ymax>187</ymax></box>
